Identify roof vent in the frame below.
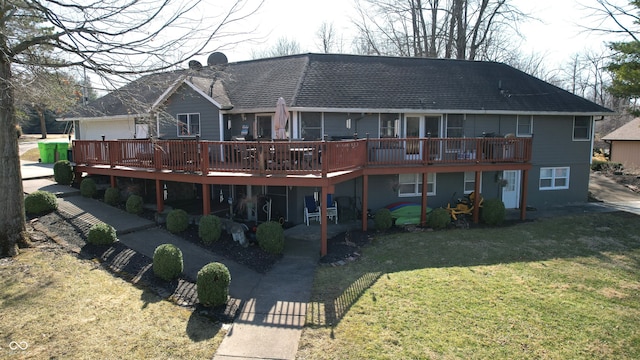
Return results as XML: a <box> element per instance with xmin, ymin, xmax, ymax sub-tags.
<box><xmin>188</xmin><ymin>60</ymin><xmax>203</xmax><ymax>71</ymax></box>
<box><xmin>207</xmin><ymin>52</ymin><xmax>228</xmax><ymax>66</ymax></box>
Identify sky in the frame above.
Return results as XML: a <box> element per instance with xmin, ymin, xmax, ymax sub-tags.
<box><xmin>209</xmin><ymin>0</ymin><xmax>615</xmax><ymax>70</ymax></box>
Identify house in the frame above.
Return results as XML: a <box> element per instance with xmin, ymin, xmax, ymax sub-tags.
<box><xmin>60</xmin><ymin>53</ymin><xmax>612</xmax><ymax>255</ymax></box>
<box><xmin>602</xmin><ymin>117</ymin><xmax>640</xmax><ymax>169</ymax></box>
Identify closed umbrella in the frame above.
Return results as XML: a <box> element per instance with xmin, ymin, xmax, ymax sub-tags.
<box><xmin>274</xmin><ymin>97</ymin><xmax>289</xmax><ymax>140</ymax></box>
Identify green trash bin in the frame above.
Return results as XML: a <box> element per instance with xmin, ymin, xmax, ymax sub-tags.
<box><xmin>55</xmin><ymin>142</ymin><xmax>69</xmax><ymax>161</ymax></box>
<box><xmin>37</xmin><ymin>141</ymin><xmax>56</xmax><ymax>163</ymax></box>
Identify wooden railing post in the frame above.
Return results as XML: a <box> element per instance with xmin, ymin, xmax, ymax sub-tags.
<box><xmin>321</xmin><ymin>140</ymin><xmax>328</xmax><ymax>177</ymax></box>
<box><xmin>154</xmin><ymin>141</ymin><xmax>162</xmax><ymax>170</ymax></box>
<box><xmin>200</xmin><ymin>141</ymin><xmax>209</xmax><ymax>175</ymax></box>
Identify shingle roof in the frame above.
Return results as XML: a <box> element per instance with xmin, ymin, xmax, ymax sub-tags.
<box><xmin>65</xmin><ymin>53</ymin><xmax>612</xmax><ymax>119</ymax></box>
<box><xmin>602</xmin><ymin>117</ymin><xmax>640</xmax><ymax>141</ymax></box>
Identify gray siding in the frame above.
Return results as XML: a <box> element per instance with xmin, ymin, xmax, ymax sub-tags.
<box><xmin>157</xmin><ymin>84</ymin><xmax>221</xmax><ymax>140</ymax></box>
<box><xmin>525</xmin><ymin>115</ymin><xmax>592</xmax><ymax>208</ymax></box>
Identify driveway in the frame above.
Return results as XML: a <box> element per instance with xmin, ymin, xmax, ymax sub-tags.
<box><xmin>589</xmin><ymin>172</ymin><xmax>640</xmax><ymax>215</ymax></box>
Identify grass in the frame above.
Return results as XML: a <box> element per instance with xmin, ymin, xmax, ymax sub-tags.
<box><xmin>298</xmin><ymin>212</ymin><xmax>640</xmax><ymax>359</ymax></box>
<box><xmin>0</xmin><ymin>247</ymin><xmax>225</xmax><ymax>359</ymax></box>
<box><xmin>20</xmin><ymin>148</ymin><xmax>41</xmax><ymax>162</ymax></box>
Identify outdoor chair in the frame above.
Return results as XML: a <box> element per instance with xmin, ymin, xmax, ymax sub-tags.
<box><xmin>304</xmin><ymin>195</ymin><xmax>321</xmax><ymax>225</ymax></box>
<box><xmin>326</xmin><ymin>193</ymin><xmax>338</xmax><ymax>224</ymax></box>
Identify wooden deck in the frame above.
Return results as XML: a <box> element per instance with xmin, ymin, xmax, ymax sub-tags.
<box><xmin>72</xmin><ymin>137</ymin><xmax>533</xmax><ymax>256</ymax></box>
<box><xmin>72</xmin><ymin>137</ymin><xmax>532</xmax><ymax>179</ymax></box>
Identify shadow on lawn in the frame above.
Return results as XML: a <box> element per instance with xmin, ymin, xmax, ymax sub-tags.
<box><xmin>306</xmin><ymin>211</ymin><xmax>640</xmax><ymax>328</ymax></box>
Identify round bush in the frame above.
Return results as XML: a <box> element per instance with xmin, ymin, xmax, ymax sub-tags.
<box><xmin>24</xmin><ymin>190</ymin><xmax>58</xmax><ymax>215</ymax></box>
<box><xmin>87</xmin><ymin>223</ymin><xmax>117</xmax><ymax>245</ymax></box>
<box><xmin>199</xmin><ymin>214</ymin><xmax>222</xmax><ymax>244</ymax></box>
<box><xmin>256</xmin><ymin>221</ymin><xmax>284</xmax><ymax>255</ymax></box>
<box><xmin>197</xmin><ymin>262</ymin><xmax>231</xmax><ymax>307</ymax></box>
<box><xmin>428</xmin><ymin>208</ymin><xmax>451</xmax><ymax>230</ymax></box>
<box><xmin>481</xmin><ymin>198</ymin><xmax>506</xmax><ymax>226</ymax></box>
<box><xmin>153</xmin><ymin>244</ymin><xmax>183</xmax><ymax>281</ymax></box>
<box><xmin>53</xmin><ymin>160</ymin><xmax>74</xmax><ymax>185</ymax></box>
<box><xmin>80</xmin><ymin>178</ymin><xmax>97</xmax><ymax>198</ymax></box>
<box><xmin>104</xmin><ymin>187</ymin><xmax>121</xmax><ymax>206</ymax></box>
<box><xmin>125</xmin><ymin>194</ymin><xmax>144</xmax><ymax>214</ymax></box>
<box><xmin>374</xmin><ymin>208</ymin><xmax>393</xmax><ymax>231</ymax></box>
<box><xmin>166</xmin><ymin>209</ymin><xmax>189</xmax><ymax>233</ymax></box>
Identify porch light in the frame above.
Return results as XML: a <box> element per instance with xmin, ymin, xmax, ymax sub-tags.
<box><xmin>227</xmin><ymin>119</ymin><xmax>232</xmax><ymax>129</ymax></box>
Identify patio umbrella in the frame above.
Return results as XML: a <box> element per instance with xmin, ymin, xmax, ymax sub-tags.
<box><xmin>274</xmin><ymin>97</ymin><xmax>289</xmax><ymax>139</ymax></box>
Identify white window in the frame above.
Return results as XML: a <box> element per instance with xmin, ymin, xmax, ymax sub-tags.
<box><xmin>398</xmin><ymin>173</ymin><xmax>436</xmax><ymax>197</ymax></box>
<box><xmin>517</xmin><ymin>115</ymin><xmax>533</xmax><ymax>137</ymax></box>
<box><xmin>177</xmin><ymin>113</ymin><xmax>200</xmax><ymax>137</ymax></box>
<box><xmin>539</xmin><ymin>167</ymin><xmax>570</xmax><ymax>190</ymax></box>
<box><xmin>573</xmin><ymin>116</ymin><xmax>591</xmax><ymax>141</ymax></box>
<box><xmin>301</xmin><ymin>112</ymin><xmax>322</xmax><ymax>140</ymax></box>
<box><xmin>446</xmin><ymin>114</ymin><xmax>464</xmax><ymax>138</ymax></box>
<box><xmin>464</xmin><ymin>171</ymin><xmax>482</xmax><ymax>194</ymax></box>
<box><xmin>380</xmin><ymin>113</ymin><xmax>400</xmax><ymax>138</ymax></box>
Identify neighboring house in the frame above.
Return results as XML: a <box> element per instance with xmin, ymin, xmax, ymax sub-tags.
<box><xmin>59</xmin><ymin>53</ymin><xmax>612</xmax><ymax>255</ymax></box>
<box><xmin>602</xmin><ymin>117</ymin><xmax>640</xmax><ymax>169</ymax></box>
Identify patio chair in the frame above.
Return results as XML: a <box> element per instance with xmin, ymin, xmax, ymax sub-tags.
<box><xmin>304</xmin><ymin>195</ymin><xmax>321</xmax><ymax>226</ymax></box>
<box><xmin>326</xmin><ymin>193</ymin><xmax>338</xmax><ymax>224</ymax></box>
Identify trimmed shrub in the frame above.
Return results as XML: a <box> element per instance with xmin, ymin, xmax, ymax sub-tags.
<box><xmin>104</xmin><ymin>187</ymin><xmax>121</xmax><ymax>206</ymax></box>
<box><xmin>199</xmin><ymin>214</ymin><xmax>222</xmax><ymax>244</ymax></box>
<box><xmin>256</xmin><ymin>221</ymin><xmax>284</xmax><ymax>255</ymax></box>
<box><xmin>197</xmin><ymin>262</ymin><xmax>231</xmax><ymax>307</ymax></box>
<box><xmin>481</xmin><ymin>198</ymin><xmax>506</xmax><ymax>226</ymax></box>
<box><xmin>87</xmin><ymin>223</ymin><xmax>117</xmax><ymax>245</ymax></box>
<box><xmin>153</xmin><ymin>244</ymin><xmax>183</xmax><ymax>281</ymax></box>
<box><xmin>166</xmin><ymin>209</ymin><xmax>189</xmax><ymax>233</ymax></box>
<box><xmin>24</xmin><ymin>190</ymin><xmax>58</xmax><ymax>215</ymax></box>
<box><xmin>80</xmin><ymin>178</ymin><xmax>97</xmax><ymax>198</ymax></box>
<box><xmin>374</xmin><ymin>208</ymin><xmax>393</xmax><ymax>231</ymax></box>
<box><xmin>126</xmin><ymin>194</ymin><xmax>144</xmax><ymax>215</ymax></box>
<box><xmin>427</xmin><ymin>208</ymin><xmax>451</xmax><ymax>230</ymax></box>
<box><xmin>53</xmin><ymin>160</ymin><xmax>74</xmax><ymax>185</ymax></box>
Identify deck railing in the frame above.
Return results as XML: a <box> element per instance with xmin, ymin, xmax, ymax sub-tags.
<box><xmin>72</xmin><ymin>137</ymin><xmax>532</xmax><ymax>175</ymax></box>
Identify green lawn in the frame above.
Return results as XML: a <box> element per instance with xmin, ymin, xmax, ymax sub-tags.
<box><xmin>298</xmin><ymin>212</ymin><xmax>640</xmax><ymax>359</ymax></box>
<box><xmin>1</xmin><ymin>247</ymin><xmax>225</xmax><ymax>359</ymax></box>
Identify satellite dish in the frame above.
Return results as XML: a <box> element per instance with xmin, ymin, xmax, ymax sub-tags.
<box><xmin>207</xmin><ymin>52</ymin><xmax>228</xmax><ymax>66</ymax></box>
<box><xmin>188</xmin><ymin>60</ymin><xmax>203</xmax><ymax>71</ymax></box>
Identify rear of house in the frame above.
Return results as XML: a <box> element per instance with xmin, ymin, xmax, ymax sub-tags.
<box><xmin>60</xmin><ymin>53</ymin><xmax>612</xmax><ymax>237</ymax></box>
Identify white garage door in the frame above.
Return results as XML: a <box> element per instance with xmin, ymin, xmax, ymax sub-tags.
<box><xmin>80</xmin><ymin>120</ymin><xmax>135</xmax><ymax>140</ymax></box>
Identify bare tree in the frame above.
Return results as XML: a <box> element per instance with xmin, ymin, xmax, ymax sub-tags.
<box><xmin>252</xmin><ymin>36</ymin><xmax>302</xmax><ymax>58</ymax></box>
<box><xmin>316</xmin><ymin>21</ymin><xmax>337</xmax><ymax>53</ymax></box>
<box><xmin>0</xmin><ymin>0</ymin><xmax>262</xmax><ymax>257</ymax></box>
<box><xmin>351</xmin><ymin>0</ymin><xmax>526</xmax><ymax>61</ymax></box>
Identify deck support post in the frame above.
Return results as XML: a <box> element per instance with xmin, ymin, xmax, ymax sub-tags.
<box><xmin>362</xmin><ymin>175</ymin><xmax>369</xmax><ymax>232</ymax></box>
<box><xmin>472</xmin><ymin>171</ymin><xmax>481</xmax><ymax>223</ymax></box>
<box><xmin>155</xmin><ymin>179</ymin><xmax>164</xmax><ymax>214</ymax></box>
<box><xmin>520</xmin><ymin>169</ymin><xmax>529</xmax><ymax>220</ymax></box>
<box><xmin>202</xmin><ymin>184</ymin><xmax>211</xmax><ymax>215</ymax></box>
<box><xmin>110</xmin><ymin>175</ymin><xmax>116</xmax><ymax>189</ymax></box>
<box><xmin>320</xmin><ymin>186</ymin><xmax>328</xmax><ymax>256</ymax></box>
<box><xmin>421</xmin><ymin>172</ymin><xmax>429</xmax><ymax>226</ymax></box>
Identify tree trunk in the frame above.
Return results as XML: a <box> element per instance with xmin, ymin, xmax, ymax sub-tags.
<box><xmin>38</xmin><ymin>106</ymin><xmax>47</xmax><ymax>139</ymax></box>
<box><xmin>0</xmin><ymin>52</ymin><xmax>28</xmax><ymax>257</ymax></box>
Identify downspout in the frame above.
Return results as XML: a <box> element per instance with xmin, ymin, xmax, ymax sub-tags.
<box><xmin>591</xmin><ymin>116</ymin><xmax>605</xmax><ymax>163</ymax></box>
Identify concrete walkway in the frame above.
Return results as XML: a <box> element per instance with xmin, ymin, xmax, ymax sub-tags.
<box><xmin>22</xmin><ymin>163</ymin><xmax>640</xmax><ymax>360</ymax></box>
